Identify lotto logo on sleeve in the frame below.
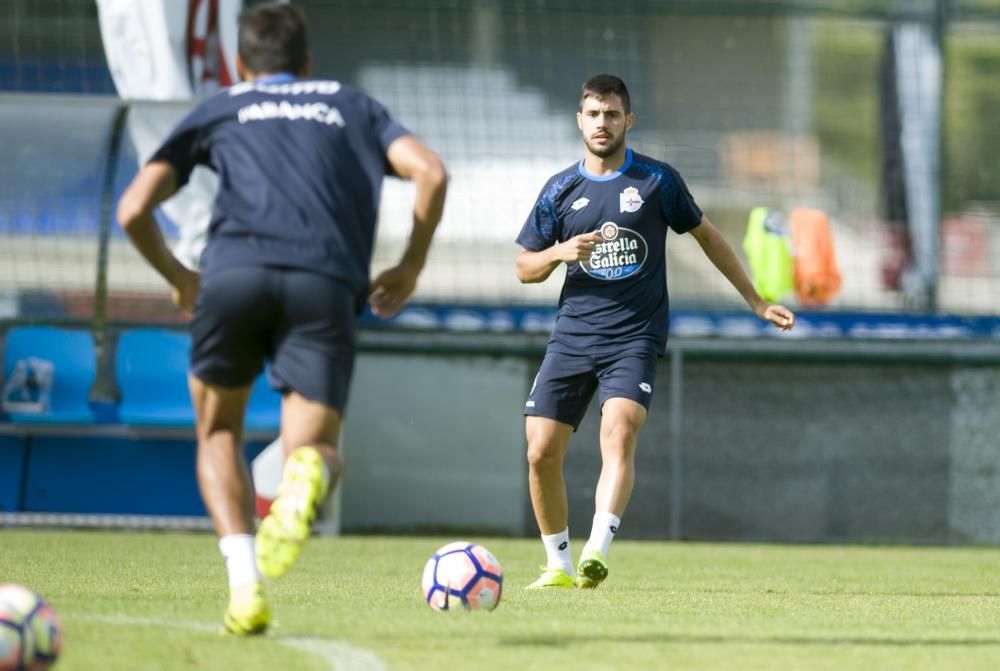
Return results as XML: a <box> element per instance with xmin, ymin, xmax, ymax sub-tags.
<box><xmin>580</xmin><ymin>221</ymin><xmax>648</xmax><ymax>281</ymax></box>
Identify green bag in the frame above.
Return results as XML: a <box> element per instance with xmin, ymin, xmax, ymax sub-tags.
<box><xmin>742</xmin><ymin>206</ymin><xmax>793</xmax><ymax>302</ymax></box>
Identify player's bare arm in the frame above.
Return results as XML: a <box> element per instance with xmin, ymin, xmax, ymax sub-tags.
<box><xmin>369</xmin><ymin>135</ymin><xmax>448</xmax><ymax>318</ymax></box>
<box><xmin>117</xmin><ymin>160</ymin><xmax>200</xmax><ymax>314</ymax></box>
<box><xmin>516</xmin><ymin>231</ymin><xmax>604</xmax><ymax>284</ymax></box>
<box><xmin>688</xmin><ymin>216</ymin><xmax>795</xmax><ymax>331</ymax></box>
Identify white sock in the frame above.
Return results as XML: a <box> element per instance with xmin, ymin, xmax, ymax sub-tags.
<box><xmin>219</xmin><ymin>534</ymin><xmax>260</xmax><ymax>588</ymax></box>
<box><xmin>541</xmin><ymin>529</ymin><xmax>574</xmax><ymax>575</ymax></box>
<box><xmin>583</xmin><ymin>511</ymin><xmax>621</xmax><ymax>559</ymax></box>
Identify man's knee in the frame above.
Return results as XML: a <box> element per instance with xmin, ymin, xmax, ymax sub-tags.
<box><xmin>601</xmin><ymin>398</ymin><xmax>646</xmax><ymax>433</ymax></box>
<box><xmin>525</xmin><ymin>417</ymin><xmax>571</xmax><ymax>468</ymax></box>
<box><xmin>526</xmin><ymin>438</ymin><xmax>563</xmax><ymax>469</ymax></box>
<box><xmin>599</xmin><ymin>403</ymin><xmax>646</xmax><ymax>457</ymax></box>
<box><xmin>599</xmin><ymin>425</ymin><xmax>639</xmax><ymax>464</ymax></box>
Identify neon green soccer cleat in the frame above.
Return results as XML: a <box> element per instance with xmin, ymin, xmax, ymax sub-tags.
<box><xmin>222</xmin><ymin>580</ymin><xmax>270</xmax><ymax>636</ymax></box>
<box><xmin>576</xmin><ymin>549</ymin><xmax>609</xmax><ymax>589</ymax></box>
<box><xmin>526</xmin><ymin>566</ymin><xmax>576</xmax><ymax>589</ymax></box>
<box><xmin>256</xmin><ymin>446</ymin><xmax>329</xmax><ymax>579</ymax></box>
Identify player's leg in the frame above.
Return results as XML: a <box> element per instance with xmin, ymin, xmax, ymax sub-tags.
<box><xmin>595</xmin><ymin>397</ymin><xmax>647</xmax><ymax>518</ymax></box>
<box><xmin>577</xmin><ymin>349</ymin><xmax>654</xmax><ymax>588</ymax></box>
<box><xmin>577</xmin><ymin>398</ymin><xmax>647</xmax><ymax>588</ymax></box>
<box><xmin>280</xmin><ymin>390</ymin><xmax>343</xmax><ymax>485</ymax></box>
<box><xmin>190</xmin><ymin>377</ymin><xmax>255</xmax><ymax>537</ymax></box>
<box><xmin>255</xmin><ymin>270</ymin><xmax>355</xmax><ymax>579</ymax></box>
<box><xmin>190</xmin><ymin>377</ymin><xmax>268</xmax><ymax>635</ymax></box>
<box><xmin>189</xmin><ymin>266</ymin><xmax>277</xmax><ymax>634</ymax></box>
<box><xmin>523</xmin><ymin>351</ymin><xmax>596</xmax><ymax>589</ymax></box>
<box><xmin>525</xmin><ymin>415</ymin><xmax>576</xmax><ymax>587</ymax></box>
<box><xmin>255</xmin><ymin>393</ymin><xmax>342</xmax><ymax>579</ymax></box>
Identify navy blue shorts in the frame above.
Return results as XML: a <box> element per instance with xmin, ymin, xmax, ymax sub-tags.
<box><xmin>190</xmin><ymin>266</ymin><xmax>356</xmax><ymax>413</ymax></box>
<box><xmin>524</xmin><ymin>345</ymin><xmax>658</xmax><ymax>430</ymax></box>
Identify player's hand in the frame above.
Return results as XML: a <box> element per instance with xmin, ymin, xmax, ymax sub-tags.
<box><xmin>171</xmin><ymin>267</ymin><xmax>200</xmax><ymax>317</ymax></box>
<box><xmin>369</xmin><ymin>262</ymin><xmax>420</xmax><ymax>318</ymax></box>
<box><xmin>758</xmin><ymin>303</ymin><xmax>795</xmax><ymax>331</ymax></box>
<box><xmin>556</xmin><ymin>231</ymin><xmax>603</xmax><ymax>263</ymax></box>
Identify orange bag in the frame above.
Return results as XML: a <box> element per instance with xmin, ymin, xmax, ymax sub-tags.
<box><xmin>791</xmin><ymin>208</ymin><xmax>841</xmax><ymax>307</ymax></box>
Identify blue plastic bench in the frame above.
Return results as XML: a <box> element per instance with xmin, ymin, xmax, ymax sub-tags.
<box><xmin>116</xmin><ymin>328</ymin><xmax>280</xmax><ymax>431</ymax></box>
<box><xmin>116</xmin><ymin>328</ymin><xmax>193</xmax><ymax>426</ymax></box>
<box><xmin>1</xmin><ymin>326</ymin><xmax>99</xmax><ymax>424</ymax></box>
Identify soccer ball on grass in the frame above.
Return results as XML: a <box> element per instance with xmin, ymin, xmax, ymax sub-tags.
<box><xmin>0</xmin><ymin>584</ymin><xmax>62</xmax><ymax>671</ymax></box>
<box><xmin>422</xmin><ymin>541</ymin><xmax>503</xmax><ymax>611</ymax></box>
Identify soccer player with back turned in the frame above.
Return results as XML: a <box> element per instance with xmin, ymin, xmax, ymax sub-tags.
<box><xmin>516</xmin><ymin>75</ymin><xmax>793</xmax><ymax>589</ymax></box>
<box><xmin>117</xmin><ymin>4</ymin><xmax>447</xmax><ymax>633</ymax></box>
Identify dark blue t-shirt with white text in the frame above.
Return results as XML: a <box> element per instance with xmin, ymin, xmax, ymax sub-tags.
<box><xmin>151</xmin><ymin>75</ymin><xmax>410</xmax><ymax>302</ymax></box>
<box><xmin>515</xmin><ymin>148</ymin><xmax>703</xmax><ymax>354</ymax></box>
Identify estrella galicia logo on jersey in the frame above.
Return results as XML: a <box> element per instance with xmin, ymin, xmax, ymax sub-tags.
<box><xmin>581</xmin><ymin>222</ymin><xmax>648</xmax><ymax>281</ymax></box>
<box><xmin>620</xmin><ymin>186</ymin><xmax>644</xmax><ymax>213</ymax></box>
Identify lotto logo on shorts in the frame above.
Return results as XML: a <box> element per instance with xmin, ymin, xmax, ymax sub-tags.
<box><xmin>581</xmin><ymin>222</ymin><xmax>648</xmax><ymax>282</ymax></box>
<box><xmin>639</xmin><ymin>382</ymin><xmax>652</xmax><ymax>393</ymax></box>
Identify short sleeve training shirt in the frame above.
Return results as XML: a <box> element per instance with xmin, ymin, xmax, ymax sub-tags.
<box><xmin>151</xmin><ymin>74</ymin><xmax>410</xmax><ymax>301</ymax></box>
<box><xmin>516</xmin><ymin>148</ymin><xmax>702</xmax><ymax>354</ymax></box>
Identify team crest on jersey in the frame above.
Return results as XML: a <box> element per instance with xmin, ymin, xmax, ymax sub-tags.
<box><xmin>580</xmin><ymin>222</ymin><xmax>648</xmax><ymax>281</ymax></box>
<box><xmin>620</xmin><ymin>186</ymin><xmax>644</xmax><ymax>213</ymax></box>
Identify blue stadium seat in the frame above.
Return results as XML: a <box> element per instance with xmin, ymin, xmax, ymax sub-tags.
<box><xmin>116</xmin><ymin>328</ymin><xmax>280</xmax><ymax>431</ymax></box>
<box><xmin>116</xmin><ymin>328</ymin><xmax>194</xmax><ymax>426</ymax></box>
<box><xmin>1</xmin><ymin>326</ymin><xmax>99</xmax><ymax>424</ymax></box>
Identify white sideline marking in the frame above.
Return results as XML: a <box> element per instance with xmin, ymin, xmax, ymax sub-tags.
<box><xmin>77</xmin><ymin>614</ymin><xmax>389</xmax><ymax>671</ymax></box>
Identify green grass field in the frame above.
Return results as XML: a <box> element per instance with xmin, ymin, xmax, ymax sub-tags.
<box><xmin>3</xmin><ymin>529</ymin><xmax>1000</xmax><ymax>670</ymax></box>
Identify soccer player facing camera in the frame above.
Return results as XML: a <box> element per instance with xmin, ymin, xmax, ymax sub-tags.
<box><xmin>516</xmin><ymin>74</ymin><xmax>793</xmax><ymax>589</ymax></box>
<box><xmin>117</xmin><ymin>3</ymin><xmax>446</xmax><ymax>633</ymax></box>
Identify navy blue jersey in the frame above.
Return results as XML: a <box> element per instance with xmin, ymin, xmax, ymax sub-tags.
<box><xmin>151</xmin><ymin>74</ymin><xmax>410</xmax><ymax>303</ymax></box>
<box><xmin>516</xmin><ymin>148</ymin><xmax>703</xmax><ymax>354</ymax></box>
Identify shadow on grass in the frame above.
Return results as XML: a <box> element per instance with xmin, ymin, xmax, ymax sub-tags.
<box><xmin>499</xmin><ymin>633</ymin><xmax>1000</xmax><ymax>648</ymax></box>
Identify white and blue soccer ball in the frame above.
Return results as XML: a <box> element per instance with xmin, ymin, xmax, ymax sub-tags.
<box><xmin>422</xmin><ymin>541</ymin><xmax>503</xmax><ymax>611</ymax></box>
<box><xmin>0</xmin><ymin>584</ymin><xmax>62</xmax><ymax>671</ymax></box>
